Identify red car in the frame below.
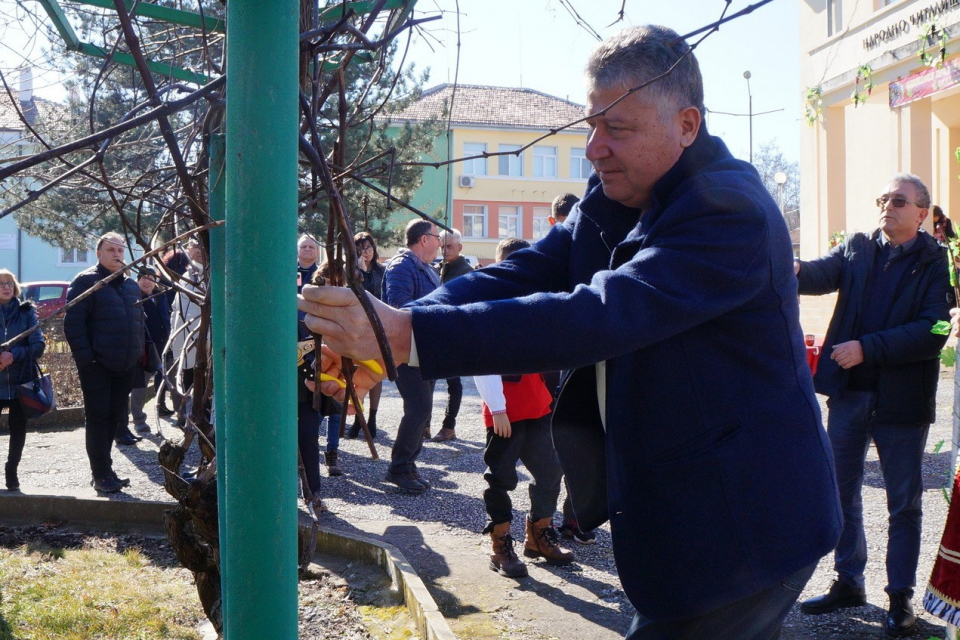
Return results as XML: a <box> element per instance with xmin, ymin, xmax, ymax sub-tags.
<box><xmin>22</xmin><ymin>281</ymin><xmax>70</xmax><ymax>320</ymax></box>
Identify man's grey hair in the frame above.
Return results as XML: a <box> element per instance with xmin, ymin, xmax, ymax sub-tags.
<box><xmin>585</xmin><ymin>25</ymin><xmax>705</xmax><ymax>117</ymax></box>
<box><xmin>96</xmin><ymin>231</ymin><xmax>124</xmax><ymax>251</ymax></box>
<box><xmin>440</xmin><ymin>228</ymin><xmax>462</xmax><ymax>243</ymax></box>
<box><xmin>297</xmin><ymin>233</ymin><xmax>319</xmax><ymax>248</ymax></box>
<box><xmin>890</xmin><ymin>173</ymin><xmax>931</xmax><ymax>209</ymax></box>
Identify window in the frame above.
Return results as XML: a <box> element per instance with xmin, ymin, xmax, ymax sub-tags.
<box><xmin>499</xmin><ymin>206</ymin><xmax>521</xmax><ymax>238</ymax></box>
<box><xmin>463</xmin><ymin>204</ymin><xmax>487</xmax><ymax>238</ymax></box>
<box><xmin>532</xmin><ymin>207</ymin><xmax>551</xmax><ymax>240</ymax></box>
<box><xmin>58</xmin><ymin>247</ymin><xmax>90</xmax><ymax>265</ymax></box>
<box><xmin>463</xmin><ymin>143</ymin><xmax>487</xmax><ymax>176</ymax></box>
<box><xmin>533</xmin><ymin>146</ymin><xmax>558</xmax><ymax>178</ymax></box>
<box><xmin>498</xmin><ymin>144</ymin><xmax>523</xmax><ymax>177</ymax></box>
<box><xmin>570</xmin><ymin>148</ymin><xmax>591</xmax><ymax>179</ymax></box>
<box><xmin>827</xmin><ymin>0</ymin><xmax>841</xmax><ymax>37</ymax></box>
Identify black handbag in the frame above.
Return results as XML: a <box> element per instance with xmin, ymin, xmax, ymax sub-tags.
<box><xmin>17</xmin><ymin>359</ymin><xmax>55</xmax><ymax>419</ymax></box>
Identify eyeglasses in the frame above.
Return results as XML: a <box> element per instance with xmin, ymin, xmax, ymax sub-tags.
<box><xmin>358</xmin><ymin>244</ymin><xmax>374</xmax><ymax>252</ymax></box>
<box><xmin>876</xmin><ymin>195</ymin><xmax>921</xmax><ymax>209</ymax></box>
<box><xmin>0</xmin><ymin>282</ymin><xmax>14</xmax><ymax>288</ymax></box>
<box><xmin>424</xmin><ymin>233</ymin><xmax>440</xmax><ymax>240</ymax></box>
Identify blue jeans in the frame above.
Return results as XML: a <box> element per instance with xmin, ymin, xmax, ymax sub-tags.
<box><xmin>389</xmin><ymin>364</ymin><xmax>436</xmax><ymax>474</ymax></box>
<box><xmin>827</xmin><ymin>390</ymin><xmax>928</xmax><ymax>596</ymax></box>
<box><xmin>324</xmin><ymin>412</ymin><xmax>341</xmax><ymax>453</ymax></box>
<box><xmin>625</xmin><ymin>562</ymin><xmax>816</xmax><ymax>639</ymax></box>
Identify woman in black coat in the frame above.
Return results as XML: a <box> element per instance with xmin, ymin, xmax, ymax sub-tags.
<box><xmin>347</xmin><ymin>232</ymin><xmax>385</xmax><ymax>439</ymax></box>
<box><xmin>0</xmin><ymin>269</ymin><xmax>46</xmax><ymax>490</ymax></box>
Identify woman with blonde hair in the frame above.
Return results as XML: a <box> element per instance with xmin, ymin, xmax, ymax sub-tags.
<box><xmin>0</xmin><ymin>269</ymin><xmax>46</xmax><ymax>490</ymax></box>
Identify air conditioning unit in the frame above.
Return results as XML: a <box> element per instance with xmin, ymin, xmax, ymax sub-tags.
<box><xmin>459</xmin><ymin>175</ymin><xmax>475</xmax><ymax>189</ymax></box>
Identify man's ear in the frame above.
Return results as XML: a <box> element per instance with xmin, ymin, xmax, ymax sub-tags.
<box><xmin>678</xmin><ymin>106</ymin><xmax>701</xmax><ymax>148</ymax></box>
<box><xmin>918</xmin><ymin>207</ymin><xmax>930</xmax><ymax>228</ymax></box>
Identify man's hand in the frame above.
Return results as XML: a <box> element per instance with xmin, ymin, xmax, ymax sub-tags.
<box><xmin>794</xmin><ymin>261</ymin><xmax>800</xmax><ymax>276</ymax></box>
<box><xmin>950</xmin><ymin>307</ymin><xmax>960</xmax><ymax>338</ymax></box>
<box><xmin>0</xmin><ymin>351</ymin><xmax>13</xmax><ymax>370</ymax></box>
<box><xmin>316</xmin><ymin>344</ymin><xmax>385</xmax><ymax>404</ymax></box>
<box><xmin>298</xmin><ymin>285</ymin><xmax>412</xmax><ymax>363</ymax></box>
<box><xmin>831</xmin><ymin>340</ymin><xmax>864</xmax><ymax>369</ymax></box>
<box><xmin>492</xmin><ymin>413</ymin><xmax>512</xmax><ymax>438</ymax></box>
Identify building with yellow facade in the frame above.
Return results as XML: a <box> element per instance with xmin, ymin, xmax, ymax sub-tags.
<box><xmin>798</xmin><ymin>0</ymin><xmax>960</xmax><ymax>333</ymax></box>
<box><xmin>388</xmin><ymin>84</ymin><xmax>589</xmax><ymax>264</ymax></box>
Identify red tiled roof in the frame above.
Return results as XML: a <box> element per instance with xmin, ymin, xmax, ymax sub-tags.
<box><xmin>0</xmin><ymin>93</ymin><xmax>73</xmax><ymax>137</ymax></box>
<box><xmin>386</xmin><ymin>84</ymin><xmax>589</xmax><ymax>132</ymax></box>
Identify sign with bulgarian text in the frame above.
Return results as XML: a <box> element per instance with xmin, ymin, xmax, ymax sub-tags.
<box><xmin>889</xmin><ymin>57</ymin><xmax>960</xmax><ymax>107</ymax></box>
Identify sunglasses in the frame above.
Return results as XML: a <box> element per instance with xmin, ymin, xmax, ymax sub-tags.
<box><xmin>876</xmin><ymin>195</ymin><xmax>920</xmax><ymax>209</ymax></box>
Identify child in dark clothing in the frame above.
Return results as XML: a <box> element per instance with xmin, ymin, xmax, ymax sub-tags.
<box><xmin>475</xmin><ymin>238</ymin><xmax>574</xmax><ymax>578</ymax></box>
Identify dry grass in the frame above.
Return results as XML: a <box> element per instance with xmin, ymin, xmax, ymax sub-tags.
<box><xmin>0</xmin><ymin>542</ymin><xmax>204</xmax><ymax>639</ymax></box>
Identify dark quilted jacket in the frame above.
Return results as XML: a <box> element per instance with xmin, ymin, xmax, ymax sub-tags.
<box><xmin>64</xmin><ymin>263</ymin><xmax>145</xmax><ymax>371</ymax></box>
<box><xmin>0</xmin><ymin>300</ymin><xmax>45</xmax><ymax>400</ymax></box>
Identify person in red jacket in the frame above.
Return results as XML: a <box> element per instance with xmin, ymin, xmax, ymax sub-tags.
<box><xmin>475</xmin><ymin>238</ymin><xmax>574</xmax><ymax>578</ymax></box>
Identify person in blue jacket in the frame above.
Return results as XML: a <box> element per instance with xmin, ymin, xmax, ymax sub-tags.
<box><xmin>301</xmin><ymin>25</ymin><xmax>841</xmax><ymax>639</ymax></box>
<box><xmin>0</xmin><ymin>270</ymin><xmax>45</xmax><ymax>491</ymax></box>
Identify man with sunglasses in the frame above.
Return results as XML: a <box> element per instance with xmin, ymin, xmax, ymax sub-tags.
<box><xmin>796</xmin><ymin>173</ymin><xmax>952</xmax><ymax>637</ymax></box>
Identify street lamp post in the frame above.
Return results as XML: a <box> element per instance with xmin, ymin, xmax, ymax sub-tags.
<box><xmin>743</xmin><ymin>70</ymin><xmax>753</xmax><ymax>164</ymax></box>
<box><xmin>774</xmin><ymin>171</ymin><xmax>787</xmax><ymax>215</ymax></box>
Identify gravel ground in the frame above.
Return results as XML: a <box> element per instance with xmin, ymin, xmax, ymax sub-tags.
<box><xmin>3</xmin><ymin>370</ymin><xmax>960</xmax><ymax>639</ymax></box>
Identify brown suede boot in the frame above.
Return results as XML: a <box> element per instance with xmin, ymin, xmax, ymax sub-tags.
<box><xmin>488</xmin><ymin>522</ymin><xmax>528</xmax><ymax>578</ymax></box>
<box><xmin>524</xmin><ymin>516</ymin><xmax>575</xmax><ymax>566</ymax></box>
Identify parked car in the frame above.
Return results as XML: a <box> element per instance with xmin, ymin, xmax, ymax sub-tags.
<box><xmin>21</xmin><ymin>281</ymin><xmax>70</xmax><ymax>320</ymax></box>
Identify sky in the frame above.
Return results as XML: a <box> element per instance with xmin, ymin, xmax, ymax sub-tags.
<box><xmin>0</xmin><ymin>0</ymin><xmax>802</xmax><ymax>163</ymax></box>
<box><xmin>401</xmin><ymin>0</ymin><xmax>802</xmax><ymax>162</ymax></box>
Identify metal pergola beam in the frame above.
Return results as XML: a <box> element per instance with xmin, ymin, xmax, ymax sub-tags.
<box><xmin>72</xmin><ymin>0</ymin><xmax>226</xmax><ymax>32</ymax></box>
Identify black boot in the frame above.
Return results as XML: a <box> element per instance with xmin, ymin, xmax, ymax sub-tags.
<box><xmin>5</xmin><ymin>462</ymin><xmax>19</xmax><ymax>491</ymax></box>
<box><xmin>885</xmin><ymin>593</ymin><xmax>916</xmax><ymax>637</ymax></box>
<box><xmin>800</xmin><ymin>579</ymin><xmax>866</xmax><ymax>615</ymax></box>
<box><xmin>324</xmin><ymin>450</ymin><xmax>343</xmax><ymax>477</ymax></box>
<box><xmin>345</xmin><ymin>422</ymin><xmax>360</xmax><ymax>440</ymax></box>
<box><xmin>367</xmin><ymin>411</ymin><xmax>377</xmax><ymax>438</ymax></box>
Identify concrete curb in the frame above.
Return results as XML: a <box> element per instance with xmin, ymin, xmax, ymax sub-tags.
<box><xmin>0</xmin><ymin>492</ymin><xmax>456</xmax><ymax>640</ymax></box>
<box><xmin>315</xmin><ymin>527</ymin><xmax>457</xmax><ymax>640</ymax></box>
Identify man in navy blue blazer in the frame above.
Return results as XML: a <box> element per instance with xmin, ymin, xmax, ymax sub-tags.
<box><xmin>301</xmin><ymin>25</ymin><xmax>841</xmax><ymax>639</ymax></box>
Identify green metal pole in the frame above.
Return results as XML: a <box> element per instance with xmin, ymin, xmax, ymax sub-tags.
<box><xmin>223</xmin><ymin>1</ymin><xmax>299</xmax><ymax>637</ymax></box>
<box><xmin>207</xmin><ymin>133</ymin><xmax>227</xmax><ymax>592</ymax></box>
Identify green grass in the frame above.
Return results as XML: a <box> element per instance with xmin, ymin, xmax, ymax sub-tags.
<box><xmin>0</xmin><ymin>543</ymin><xmax>204</xmax><ymax>639</ymax></box>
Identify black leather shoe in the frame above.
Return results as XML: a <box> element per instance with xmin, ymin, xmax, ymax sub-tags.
<box><xmin>385</xmin><ymin>471</ymin><xmax>428</xmax><ymax>494</ymax></box>
<box><xmin>111</xmin><ymin>472</ymin><xmax>131</xmax><ymax>488</ymax></box>
<box><xmin>800</xmin><ymin>579</ymin><xmax>867</xmax><ymax>615</ymax></box>
<box><xmin>885</xmin><ymin>593</ymin><xmax>916</xmax><ymax>637</ymax></box>
<box><xmin>411</xmin><ymin>469</ymin><xmax>431</xmax><ymax>489</ymax></box>
<box><xmin>156</xmin><ymin>405</ymin><xmax>174</xmax><ymax>417</ymax></box>
<box><xmin>115</xmin><ymin>433</ymin><xmax>141</xmax><ymax>446</ymax></box>
<box><xmin>91</xmin><ymin>476</ymin><xmax>123</xmax><ymax>493</ymax></box>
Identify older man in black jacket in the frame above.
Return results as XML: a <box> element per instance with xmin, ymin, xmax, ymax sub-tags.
<box><xmin>65</xmin><ymin>232</ymin><xmax>145</xmax><ymax>493</ymax></box>
<box><xmin>431</xmin><ymin>228</ymin><xmax>473</xmax><ymax>443</ymax></box>
<box><xmin>797</xmin><ymin>173</ymin><xmax>952</xmax><ymax>637</ymax></box>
